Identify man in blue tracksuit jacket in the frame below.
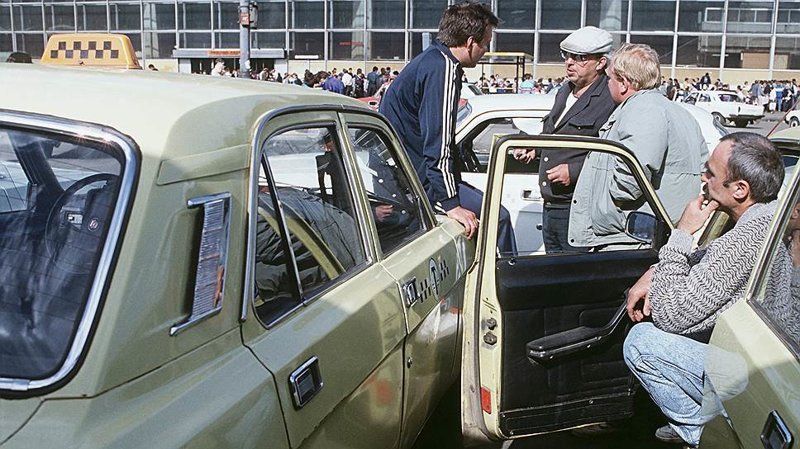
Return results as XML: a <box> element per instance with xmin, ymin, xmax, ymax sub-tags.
<box><xmin>379</xmin><ymin>1</ymin><xmax>515</xmax><ymax>253</ymax></box>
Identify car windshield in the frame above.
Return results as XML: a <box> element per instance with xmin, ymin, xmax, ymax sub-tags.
<box><xmin>0</xmin><ymin>127</ymin><xmax>123</xmax><ymax>381</ymax></box>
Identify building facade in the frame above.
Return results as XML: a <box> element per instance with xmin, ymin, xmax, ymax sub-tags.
<box><xmin>2</xmin><ymin>0</ymin><xmax>800</xmax><ymax>83</ymax></box>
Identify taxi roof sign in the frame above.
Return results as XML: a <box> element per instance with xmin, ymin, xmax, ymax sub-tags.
<box><xmin>41</xmin><ymin>33</ymin><xmax>142</xmax><ymax>69</ymax></box>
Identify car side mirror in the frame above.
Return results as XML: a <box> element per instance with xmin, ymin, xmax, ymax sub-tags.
<box><xmin>625</xmin><ymin>211</ymin><xmax>657</xmax><ymax>244</ymax></box>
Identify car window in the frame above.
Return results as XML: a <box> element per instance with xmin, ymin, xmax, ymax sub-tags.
<box><xmin>718</xmin><ymin>93</ymin><xmax>741</xmax><ymax>103</ymax></box>
<box><xmin>348</xmin><ymin>127</ymin><xmax>425</xmax><ymax>255</ymax></box>
<box><xmin>684</xmin><ymin>94</ymin><xmax>697</xmax><ymax>105</ymax></box>
<box><xmin>495</xmin><ymin>145</ymin><xmax>666</xmax><ymax>256</ymax></box>
<box><xmin>751</xmin><ymin>183</ymin><xmax>800</xmax><ymax>355</ymax></box>
<box><xmin>0</xmin><ymin>127</ymin><xmax>124</xmax><ymax>381</ymax></box>
<box><xmin>460</xmin><ymin>117</ymin><xmax>541</xmax><ymax>171</ymax></box>
<box><xmin>253</xmin><ymin>127</ymin><xmax>367</xmax><ymax>325</ymax></box>
<box><xmin>699</xmin><ymin>94</ymin><xmax>711</xmax><ymax>102</ymax></box>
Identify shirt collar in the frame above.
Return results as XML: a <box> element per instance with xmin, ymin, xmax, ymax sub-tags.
<box><xmin>432</xmin><ymin>40</ymin><xmax>462</xmax><ymax>67</ymax></box>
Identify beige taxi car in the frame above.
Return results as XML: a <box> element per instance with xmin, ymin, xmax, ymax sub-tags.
<box><xmin>2</xmin><ymin>34</ymin><xmax>797</xmax><ymax>449</ymax></box>
<box><xmin>0</xmin><ymin>37</ymin><xmax>473</xmax><ymax>448</ymax></box>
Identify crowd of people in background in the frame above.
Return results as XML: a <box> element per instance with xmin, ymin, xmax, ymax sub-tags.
<box><xmin>202</xmin><ymin>57</ymin><xmax>800</xmax><ymax>113</ymax></box>
<box><xmin>656</xmin><ymin>74</ymin><xmax>800</xmax><ymax>113</ymax></box>
<box><xmin>205</xmin><ymin>58</ymin><xmax>399</xmax><ymax>99</ymax></box>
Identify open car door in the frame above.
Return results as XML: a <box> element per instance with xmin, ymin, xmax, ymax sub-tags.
<box><xmin>461</xmin><ymin>135</ymin><xmax>675</xmax><ymax>443</ymax></box>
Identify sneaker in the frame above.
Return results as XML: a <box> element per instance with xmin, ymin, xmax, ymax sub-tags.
<box><xmin>654</xmin><ymin>424</ymin><xmax>686</xmax><ymax>444</ymax></box>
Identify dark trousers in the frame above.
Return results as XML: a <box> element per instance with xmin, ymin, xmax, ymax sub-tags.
<box><xmin>457</xmin><ymin>182</ymin><xmax>517</xmax><ymax>254</ymax></box>
<box><xmin>542</xmin><ymin>206</ymin><xmax>589</xmax><ymax>254</ymax></box>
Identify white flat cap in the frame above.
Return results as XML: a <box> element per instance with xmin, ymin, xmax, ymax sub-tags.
<box><xmin>560</xmin><ymin>26</ymin><xmax>614</xmax><ymax>55</ymax></box>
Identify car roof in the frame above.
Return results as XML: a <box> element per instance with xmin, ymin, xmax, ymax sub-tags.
<box><xmin>1</xmin><ymin>64</ymin><xmax>368</xmax><ymax>161</ymax></box>
<box><xmin>463</xmin><ymin>93</ymin><xmax>555</xmax><ymax>113</ymax></box>
<box><xmin>770</xmin><ymin>126</ymin><xmax>800</xmax><ymax>143</ymax></box>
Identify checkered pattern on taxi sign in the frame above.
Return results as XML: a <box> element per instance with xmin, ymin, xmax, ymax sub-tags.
<box><xmin>49</xmin><ymin>39</ymin><xmax>120</xmax><ymax>61</ymax></box>
<box><xmin>41</xmin><ymin>33</ymin><xmax>142</xmax><ymax>69</ymax></box>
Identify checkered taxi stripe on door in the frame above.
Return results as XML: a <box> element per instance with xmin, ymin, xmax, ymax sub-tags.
<box><xmin>49</xmin><ymin>39</ymin><xmax>120</xmax><ymax>61</ymax></box>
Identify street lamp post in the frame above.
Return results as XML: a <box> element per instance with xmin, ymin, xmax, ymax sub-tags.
<box><xmin>239</xmin><ymin>0</ymin><xmax>257</xmax><ymax>79</ymax></box>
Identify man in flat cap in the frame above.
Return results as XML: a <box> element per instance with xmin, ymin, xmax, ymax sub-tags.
<box><xmin>568</xmin><ymin>43</ymin><xmax>708</xmax><ymax>249</ymax></box>
<box><xmin>514</xmin><ymin>26</ymin><xmax>616</xmax><ymax>253</ymax></box>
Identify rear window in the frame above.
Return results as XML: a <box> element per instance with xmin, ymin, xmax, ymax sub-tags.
<box><xmin>0</xmin><ymin>125</ymin><xmax>126</xmax><ymax>383</ymax></box>
<box><xmin>718</xmin><ymin>93</ymin><xmax>742</xmax><ymax>103</ymax></box>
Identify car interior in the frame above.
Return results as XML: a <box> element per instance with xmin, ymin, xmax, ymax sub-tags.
<box><xmin>0</xmin><ymin>127</ymin><xmax>121</xmax><ymax>381</ymax></box>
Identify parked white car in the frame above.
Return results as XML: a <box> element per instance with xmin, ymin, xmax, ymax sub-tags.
<box><xmin>679</xmin><ymin>90</ymin><xmax>764</xmax><ymax>128</ymax></box>
<box><xmin>462</xmin><ymin>82</ymin><xmax>483</xmax><ymax>99</ymax></box>
<box><xmin>784</xmin><ymin>109</ymin><xmax>800</xmax><ymax>127</ymax></box>
<box><xmin>455</xmin><ymin>94</ymin><xmax>726</xmax><ymax>253</ymax></box>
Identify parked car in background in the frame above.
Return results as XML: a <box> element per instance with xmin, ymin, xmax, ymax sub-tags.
<box><xmin>461</xmin><ymin>82</ymin><xmax>483</xmax><ymax>99</ymax></box>
<box><xmin>358</xmin><ymin>81</ymin><xmax>481</xmax><ymax>111</ymax></box>
<box><xmin>679</xmin><ymin>90</ymin><xmax>764</xmax><ymax>128</ymax></box>
<box><xmin>784</xmin><ymin>109</ymin><xmax>800</xmax><ymax>127</ymax></box>
<box><xmin>455</xmin><ymin>93</ymin><xmax>725</xmax><ymax>252</ymax></box>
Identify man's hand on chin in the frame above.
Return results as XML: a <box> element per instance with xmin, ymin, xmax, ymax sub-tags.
<box><xmin>676</xmin><ymin>194</ymin><xmax>719</xmax><ymax>235</ymax></box>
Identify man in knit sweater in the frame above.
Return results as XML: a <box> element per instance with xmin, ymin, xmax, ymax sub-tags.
<box><xmin>622</xmin><ymin>132</ymin><xmax>785</xmax><ymax>447</ymax></box>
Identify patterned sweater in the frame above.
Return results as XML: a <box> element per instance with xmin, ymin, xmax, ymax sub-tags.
<box><xmin>650</xmin><ymin>201</ymin><xmax>777</xmax><ymax>335</ymax></box>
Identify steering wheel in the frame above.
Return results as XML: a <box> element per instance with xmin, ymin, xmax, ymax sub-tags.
<box><xmin>45</xmin><ymin>173</ymin><xmax>119</xmax><ymax>274</ymax></box>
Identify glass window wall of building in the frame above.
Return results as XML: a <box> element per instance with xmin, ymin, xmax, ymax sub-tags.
<box><xmin>497</xmin><ymin>0</ymin><xmax>534</xmax><ymax>30</ymax></box>
<box><xmin>257</xmin><ymin>0</ymin><xmax>287</xmax><ymax>29</ymax></box>
<box><xmin>540</xmin><ymin>0</ymin><xmax>580</xmax><ymax>30</ymax></box>
<box><xmin>586</xmin><ymin>0</ymin><xmax>628</xmax><ymax>31</ymax></box>
<box><xmin>370</xmin><ymin>0</ymin><xmax>403</xmax><ymax>28</ymax></box>
<box><xmin>411</xmin><ymin>0</ymin><xmax>445</xmax><ymax>28</ymax></box>
<box><xmin>1</xmin><ymin>0</ymin><xmax>797</xmax><ymax>82</ymax></box>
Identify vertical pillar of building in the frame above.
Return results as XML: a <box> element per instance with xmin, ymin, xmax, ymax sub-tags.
<box><xmin>239</xmin><ymin>0</ymin><xmax>251</xmax><ymax>77</ymax></box>
<box><xmin>768</xmin><ymin>0</ymin><xmax>779</xmax><ymax>79</ymax></box>
<box><xmin>532</xmin><ymin>0</ymin><xmax>539</xmax><ymax>80</ymax></box>
<box><xmin>140</xmin><ymin>0</ymin><xmax>147</xmax><ymax>66</ymax></box>
<box><xmin>718</xmin><ymin>0</ymin><xmax>728</xmax><ymax>81</ymax></box>
<box><xmin>40</xmin><ymin>2</ymin><xmax>46</xmax><ymax>52</ymax></box>
<box><xmin>323</xmin><ymin>0</ymin><xmax>328</xmax><ymax>69</ymax></box>
<box><xmin>671</xmin><ymin>0</ymin><xmax>680</xmax><ymax>80</ymax></box>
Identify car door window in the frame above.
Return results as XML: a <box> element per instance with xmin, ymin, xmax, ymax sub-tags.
<box><xmin>0</xmin><ymin>126</ymin><xmax>126</xmax><ymax>382</ymax></box>
<box><xmin>460</xmin><ymin>117</ymin><xmax>543</xmax><ymax>172</ymax></box>
<box><xmin>253</xmin><ymin>126</ymin><xmax>367</xmax><ymax>325</ymax></box>
<box><xmin>348</xmin><ymin>127</ymin><xmax>425</xmax><ymax>255</ymax></box>
<box><xmin>501</xmin><ymin>145</ymin><xmax>667</xmax><ymax>256</ymax></box>
<box><xmin>700</xmin><ymin>94</ymin><xmax>711</xmax><ymax>102</ymax></box>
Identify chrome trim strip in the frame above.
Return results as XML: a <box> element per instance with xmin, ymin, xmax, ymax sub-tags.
<box><xmin>0</xmin><ymin>110</ymin><xmax>139</xmax><ymax>392</ymax></box>
<box><xmin>170</xmin><ymin>192</ymin><xmax>232</xmax><ymax>336</ymax></box>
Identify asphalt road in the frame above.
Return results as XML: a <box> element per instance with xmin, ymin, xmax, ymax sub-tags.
<box><xmin>734</xmin><ymin>110</ymin><xmax>791</xmax><ymax>137</ymax></box>
<box><xmin>413</xmin><ymin>111</ymin><xmax>792</xmax><ymax>449</ymax></box>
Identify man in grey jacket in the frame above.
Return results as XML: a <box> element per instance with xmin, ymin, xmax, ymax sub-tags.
<box><xmin>623</xmin><ymin>132</ymin><xmax>785</xmax><ymax>446</ymax></box>
<box><xmin>568</xmin><ymin>43</ymin><xmax>708</xmax><ymax>249</ymax></box>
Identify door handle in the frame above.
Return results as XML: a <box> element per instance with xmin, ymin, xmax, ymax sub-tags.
<box><xmin>761</xmin><ymin>410</ymin><xmax>793</xmax><ymax>449</ymax></box>
<box><xmin>289</xmin><ymin>356</ymin><xmax>323</xmax><ymax>409</ymax></box>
